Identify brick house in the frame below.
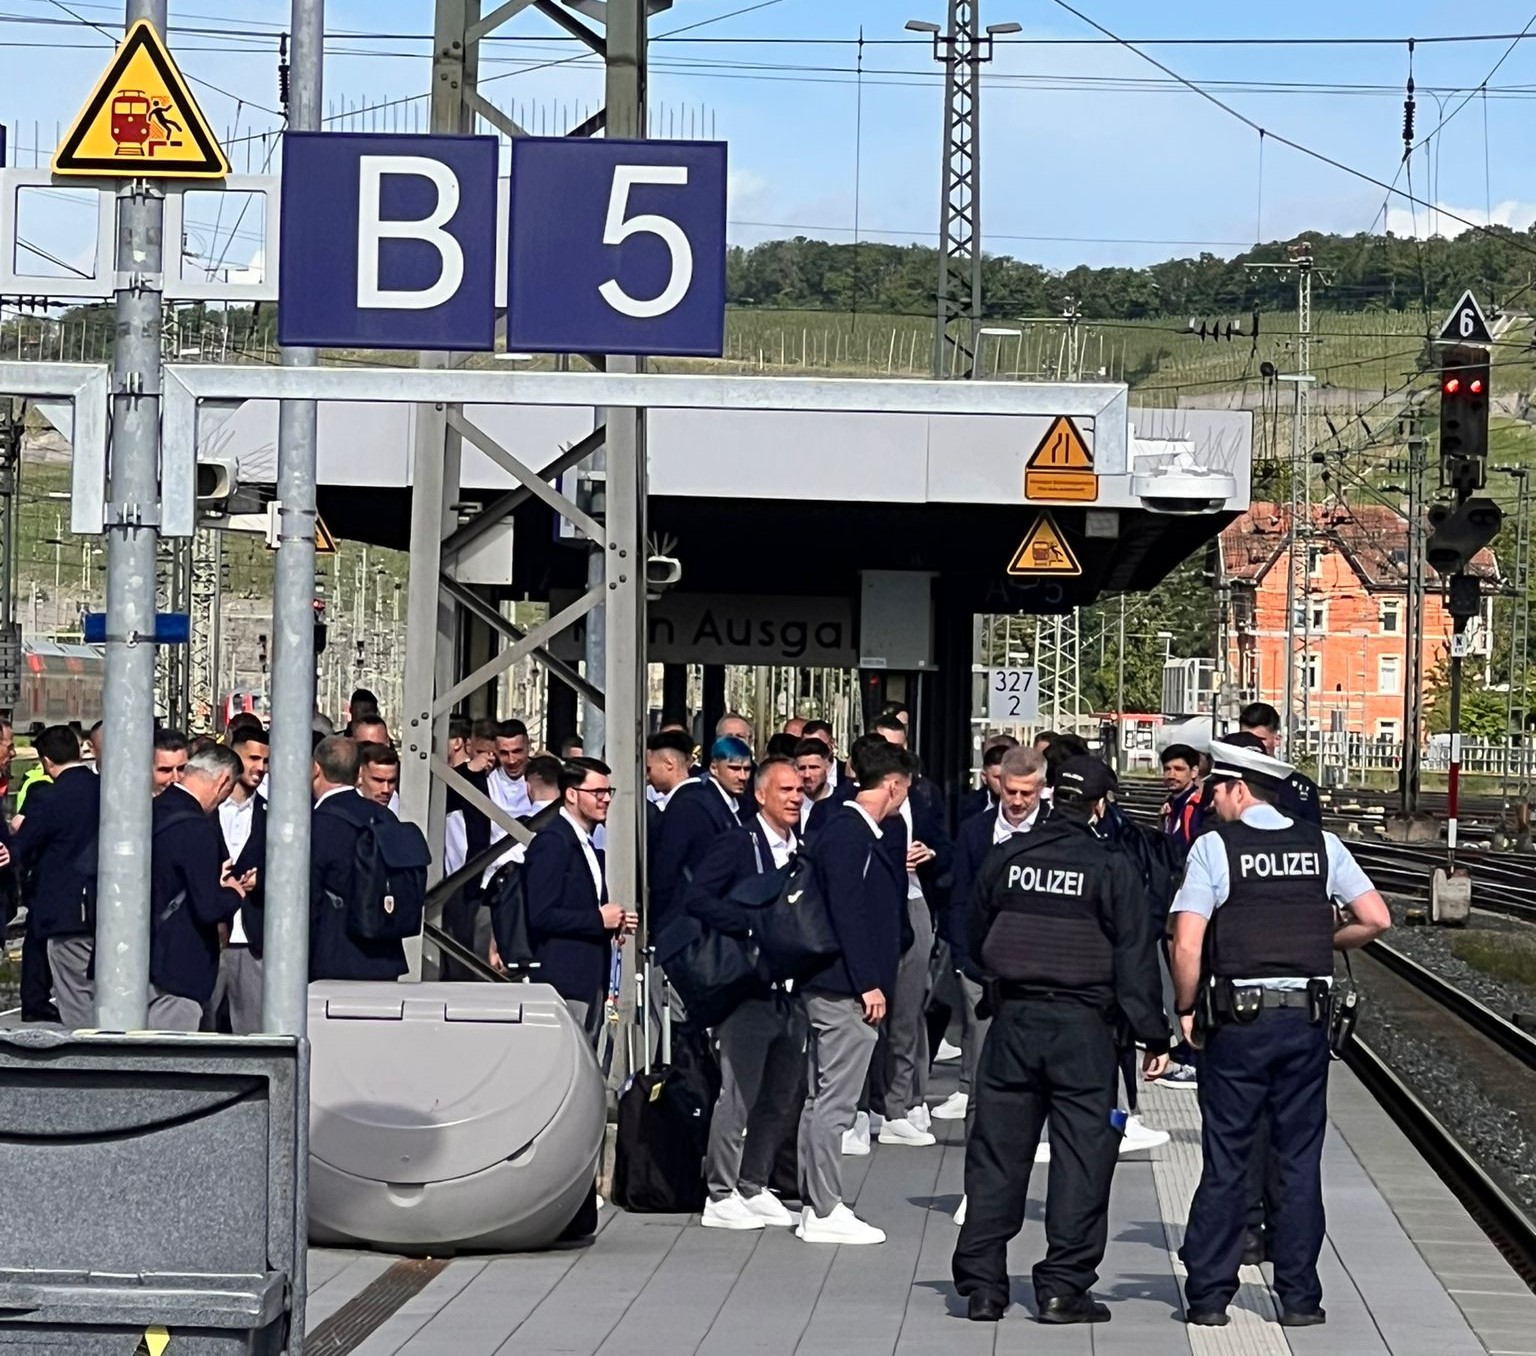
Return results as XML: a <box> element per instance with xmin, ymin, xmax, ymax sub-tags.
<box><xmin>1218</xmin><ymin>502</ymin><xmax>1498</xmax><ymax>744</ymax></box>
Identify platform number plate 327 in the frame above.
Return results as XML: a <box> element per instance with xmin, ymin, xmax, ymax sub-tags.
<box><xmin>988</xmin><ymin>668</ymin><xmax>1040</xmax><ymax>724</ymax></box>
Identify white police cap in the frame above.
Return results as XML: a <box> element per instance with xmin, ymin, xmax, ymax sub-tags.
<box><xmin>1207</xmin><ymin>735</ymin><xmax>1295</xmax><ymax>792</ymax></box>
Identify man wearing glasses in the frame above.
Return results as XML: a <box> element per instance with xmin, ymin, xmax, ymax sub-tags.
<box><xmin>524</xmin><ymin>757</ymin><xmax>638</xmax><ymax>1047</ymax></box>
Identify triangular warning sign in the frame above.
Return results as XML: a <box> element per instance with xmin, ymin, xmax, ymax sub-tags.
<box><xmin>1435</xmin><ymin>289</ymin><xmax>1493</xmax><ymax>347</ymax></box>
<box><xmin>53</xmin><ymin>20</ymin><xmax>228</xmax><ymax>179</ymax></box>
<box><xmin>1007</xmin><ymin>512</ymin><xmax>1082</xmax><ymax>577</ymax></box>
<box><xmin>132</xmin><ymin>1326</ymin><xmax>170</xmax><ymax>1356</ymax></box>
<box><xmin>315</xmin><ymin>515</ymin><xmax>338</xmax><ymax>555</ymax></box>
<box><xmin>1028</xmin><ymin>416</ymin><xmax>1093</xmax><ymax>471</ymax></box>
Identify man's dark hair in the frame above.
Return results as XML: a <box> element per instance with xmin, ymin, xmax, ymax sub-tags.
<box><xmin>658</xmin><ymin>710</ymin><xmax>689</xmax><ymax>731</ymax></box>
<box><xmin>449</xmin><ymin>715</ymin><xmax>473</xmax><ymax>742</ymax></box>
<box><xmin>471</xmin><ymin>717</ymin><xmax>499</xmax><ymax>742</ymax></box>
<box><xmin>229</xmin><ymin>724</ymin><xmax>269</xmax><ymax>752</ymax></box>
<box><xmin>647</xmin><ymin>729</ymin><xmax>694</xmax><ymax>759</ymax></box>
<box><xmin>765</xmin><ymin>732</ymin><xmax>800</xmax><ymax>759</ymax></box>
<box><xmin>872</xmin><ymin>712</ymin><xmax>906</xmax><ymax>737</ymax></box>
<box><xmin>1161</xmin><ymin>742</ymin><xmax>1200</xmax><ymax>769</ymax></box>
<box><xmin>1238</xmin><ymin>702</ymin><xmax>1281</xmax><ymax>733</ymax></box>
<box><xmin>188</xmin><ymin>734</ymin><xmax>219</xmax><ymax>758</ymax></box>
<box><xmin>556</xmin><ymin>733</ymin><xmax>584</xmax><ymax>757</ymax></box>
<box><xmin>852</xmin><ymin>738</ymin><xmax>917</xmax><ymax>789</ymax></box>
<box><xmin>357</xmin><ymin>740</ymin><xmax>400</xmax><ymax>769</ymax></box>
<box><xmin>88</xmin><ymin>720</ymin><xmax>103</xmax><ymax>737</ymax></box>
<box><xmin>802</xmin><ymin>719</ymin><xmax>834</xmax><ymax>742</ymax></box>
<box><xmin>349</xmin><ymin>688</ymin><xmax>379</xmax><ymax>713</ymax></box>
<box><xmin>525</xmin><ymin>753</ymin><xmax>563</xmax><ymax>794</ymax></box>
<box><xmin>1043</xmin><ymin>733</ymin><xmax>1091</xmax><ymax>786</ymax></box>
<box><xmin>982</xmin><ymin>742</ymin><xmax>1013</xmax><ymax>769</ymax></box>
<box><xmin>226</xmin><ymin>710</ymin><xmax>264</xmax><ymax>740</ymax></box>
<box><xmin>558</xmin><ymin>755</ymin><xmax>611</xmax><ymax>797</ymax></box>
<box><xmin>315</xmin><ymin>735</ymin><xmax>360</xmax><ymax>786</ymax></box>
<box><xmin>983</xmin><ymin>732</ymin><xmax>1020</xmax><ymax>755</ymax></box>
<box><xmin>880</xmin><ymin>701</ymin><xmax>909</xmax><ymax>720</ymax></box>
<box><xmin>154</xmin><ymin>727</ymin><xmax>189</xmax><ymax>754</ymax></box>
<box><xmin>495</xmin><ymin>718</ymin><xmax>529</xmax><ymax>741</ymax></box>
<box><xmin>36</xmin><ymin>724</ymin><xmax>80</xmax><ymax>767</ymax></box>
<box><xmin>793</xmin><ymin>737</ymin><xmax>831</xmax><ymax>761</ymax></box>
<box><xmin>346</xmin><ymin>713</ymin><xmax>389</xmax><ymax>740</ymax></box>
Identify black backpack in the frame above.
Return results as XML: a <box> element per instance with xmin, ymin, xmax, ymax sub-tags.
<box><xmin>321</xmin><ymin>800</ymin><xmax>431</xmax><ymax>942</ymax></box>
<box><xmin>611</xmin><ymin>1022</ymin><xmax>721</xmax><ymax>1214</ymax></box>
<box><xmin>487</xmin><ymin>857</ymin><xmax>536</xmax><ymax>973</ymax></box>
<box><xmin>744</xmin><ymin>850</ymin><xmax>842</xmax><ymax>984</ymax></box>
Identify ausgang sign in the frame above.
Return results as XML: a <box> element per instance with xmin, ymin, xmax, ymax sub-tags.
<box><xmin>649</xmin><ymin>595</ymin><xmax>855</xmax><ymax>666</ymax></box>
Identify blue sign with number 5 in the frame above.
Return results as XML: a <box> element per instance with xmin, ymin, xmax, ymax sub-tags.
<box><xmin>506</xmin><ymin>138</ymin><xmax>727</xmax><ymax>357</ymax></box>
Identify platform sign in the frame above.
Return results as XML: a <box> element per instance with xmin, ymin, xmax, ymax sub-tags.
<box><xmin>278</xmin><ymin>132</ymin><xmax>499</xmax><ymax>350</ymax></box>
<box><xmin>1006</xmin><ymin>512</ymin><xmax>1081</xmax><ymax>577</ymax></box>
<box><xmin>506</xmin><ymin>138</ymin><xmax>727</xmax><ymax>357</ymax></box>
<box><xmin>52</xmin><ymin>20</ymin><xmax>228</xmax><ymax>179</ymax></box>
<box><xmin>988</xmin><ymin>668</ymin><xmax>1039</xmax><ymax>723</ymax></box>
<box><xmin>1024</xmin><ymin>415</ymin><xmax>1097</xmax><ymax>502</ymax></box>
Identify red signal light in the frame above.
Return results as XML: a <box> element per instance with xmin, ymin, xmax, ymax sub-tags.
<box><xmin>1470</xmin><ymin>378</ymin><xmax>1485</xmax><ymax>395</ymax></box>
<box><xmin>1444</xmin><ymin>377</ymin><xmax>1461</xmax><ymax>395</ymax></box>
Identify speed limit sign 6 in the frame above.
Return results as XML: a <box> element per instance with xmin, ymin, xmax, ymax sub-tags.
<box><xmin>507</xmin><ymin>137</ymin><xmax>727</xmax><ymax>356</ymax></box>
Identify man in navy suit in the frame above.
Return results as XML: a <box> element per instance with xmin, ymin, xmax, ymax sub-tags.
<box><xmin>795</xmin><ymin>738</ymin><xmax>916</xmax><ymax>1247</ymax></box>
<box><xmin>524</xmin><ymin>757</ymin><xmax>637</xmax><ymax>1046</ymax></box>
<box><xmin>10</xmin><ymin>725</ymin><xmax>99</xmax><ymax>1028</ymax></box>
<box><xmin>212</xmin><ymin>723</ymin><xmax>269</xmax><ymax>1034</ymax></box>
<box><xmin>650</xmin><ymin>735</ymin><xmax>750</xmax><ymax>940</ymax></box>
<box><xmin>148</xmin><ymin>744</ymin><xmax>250</xmax><ymax>1031</ymax></box>
<box><xmin>960</xmin><ymin>736</ymin><xmax>1020</xmax><ymax>823</ymax></box>
<box><xmin>685</xmin><ymin>755</ymin><xmax>806</xmax><ymax>1232</ymax></box>
<box><xmin>309</xmin><ymin>736</ymin><xmax>413</xmax><ymax>983</ymax></box>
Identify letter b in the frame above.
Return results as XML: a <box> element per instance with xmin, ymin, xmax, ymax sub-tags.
<box><xmin>356</xmin><ymin>156</ymin><xmax>464</xmax><ymax>310</ymax></box>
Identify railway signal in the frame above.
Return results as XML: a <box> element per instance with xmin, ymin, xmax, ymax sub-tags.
<box><xmin>1438</xmin><ymin>345</ymin><xmax>1491</xmax><ymax>492</ymax></box>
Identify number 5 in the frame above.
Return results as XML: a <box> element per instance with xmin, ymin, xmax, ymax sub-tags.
<box><xmin>598</xmin><ymin>165</ymin><xmax>694</xmax><ymax>320</ymax></box>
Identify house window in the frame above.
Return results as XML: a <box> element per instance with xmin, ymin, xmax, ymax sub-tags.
<box><xmin>1303</xmin><ymin>653</ymin><xmax>1322</xmax><ymax>692</ymax></box>
<box><xmin>1307</xmin><ymin>546</ymin><xmax>1325</xmax><ymax>577</ymax></box>
<box><xmin>1308</xmin><ymin>601</ymin><xmax>1328</xmax><ymax>631</ymax></box>
<box><xmin>1381</xmin><ymin>598</ymin><xmax>1402</xmax><ymax>634</ymax></box>
<box><xmin>1375</xmin><ymin>718</ymin><xmax>1401</xmax><ymax>741</ymax></box>
<box><xmin>1378</xmin><ymin>654</ymin><xmax>1402</xmax><ymax>695</ymax></box>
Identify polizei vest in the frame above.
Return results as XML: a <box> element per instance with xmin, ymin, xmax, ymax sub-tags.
<box><xmin>1209</xmin><ymin>819</ymin><xmax>1336</xmax><ymax>979</ymax></box>
<box><xmin>979</xmin><ymin>823</ymin><xmax>1115</xmax><ymax>991</ymax></box>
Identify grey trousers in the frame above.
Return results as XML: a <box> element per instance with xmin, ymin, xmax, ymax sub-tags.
<box><xmin>879</xmin><ymin>893</ymin><xmax>935</xmax><ymax>1120</ymax></box>
<box><xmin>798</xmin><ymin>991</ymin><xmax>879</xmax><ymax>1218</ymax></box>
<box><xmin>706</xmin><ymin>994</ymin><xmax>806</xmax><ymax>1202</ymax></box>
<box><xmin>148</xmin><ymin>986</ymin><xmax>204</xmax><ymax>1033</ymax></box>
<box><xmin>46</xmin><ymin>936</ymin><xmax>94</xmax><ymax>1029</ymax></box>
<box><xmin>565</xmin><ymin>993</ymin><xmax>605</xmax><ymax>1050</ymax></box>
<box><xmin>958</xmin><ymin>972</ymin><xmax>993</xmax><ymax>1136</ymax></box>
<box><xmin>210</xmin><ymin>945</ymin><xmax>264</xmax><ymax>1035</ymax></box>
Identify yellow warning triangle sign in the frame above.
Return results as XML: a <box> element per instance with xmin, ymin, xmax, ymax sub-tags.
<box><xmin>315</xmin><ymin>515</ymin><xmax>338</xmax><ymax>555</ymax></box>
<box><xmin>1007</xmin><ymin>512</ymin><xmax>1082</xmax><ymax>577</ymax></box>
<box><xmin>1027</xmin><ymin>416</ymin><xmax>1093</xmax><ymax>471</ymax></box>
<box><xmin>52</xmin><ymin>20</ymin><xmax>228</xmax><ymax>179</ymax></box>
<box><xmin>132</xmin><ymin>1326</ymin><xmax>170</xmax><ymax>1356</ymax></box>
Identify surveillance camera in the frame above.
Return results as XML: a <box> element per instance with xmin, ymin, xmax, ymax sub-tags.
<box><xmin>1134</xmin><ymin>463</ymin><xmax>1237</xmax><ymax>516</ymax></box>
<box><xmin>646</xmin><ymin>554</ymin><xmax>682</xmax><ymax>600</ymax></box>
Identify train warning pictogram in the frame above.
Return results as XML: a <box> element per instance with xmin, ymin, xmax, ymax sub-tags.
<box><xmin>1007</xmin><ymin>513</ymin><xmax>1082</xmax><ymax>577</ymax></box>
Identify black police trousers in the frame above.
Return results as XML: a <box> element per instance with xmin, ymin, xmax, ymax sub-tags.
<box><xmin>1182</xmin><ymin>1006</ymin><xmax>1330</xmax><ymax>1315</ymax></box>
<box><xmin>952</xmin><ymin>998</ymin><xmax>1121</xmax><ymax>1307</ymax></box>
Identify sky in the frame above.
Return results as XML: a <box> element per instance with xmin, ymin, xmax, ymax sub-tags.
<box><xmin>7</xmin><ymin>0</ymin><xmax>1536</xmax><ymax>282</ymax></box>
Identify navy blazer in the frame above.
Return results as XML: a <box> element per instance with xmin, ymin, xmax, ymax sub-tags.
<box><xmin>149</xmin><ymin>786</ymin><xmax>246</xmax><ymax>1003</ymax></box>
<box><xmin>801</xmin><ymin>802</ymin><xmax>905</xmax><ymax>1000</ymax></box>
<box><xmin>523</xmin><ymin>811</ymin><xmax>612</xmax><ymax>1004</ymax></box>
<box><xmin>649</xmin><ymin>777</ymin><xmax>741</xmax><ymax>939</ymax></box>
<box><xmin>959</xmin><ymin>786</ymin><xmax>995</xmax><ymax>826</ymax></box>
<box><xmin>222</xmin><ymin>793</ymin><xmax>269</xmax><ymax>957</ymax></box>
<box><xmin>906</xmin><ymin>774</ymin><xmax>954</xmax><ymax>901</ymax></box>
<box><xmin>945</xmin><ymin>808</ymin><xmax>995</xmax><ymax>977</ymax></box>
<box><xmin>683</xmin><ymin>819</ymin><xmax>782</xmax><ymax>938</ymax></box>
<box><xmin>803</xmin><ymin>779</ymin><xmax>857</xmax><ymax>844</ymax></box>
<box><xmin>11</xmin><ymin>765</ymin><xmax>99</xmax><ymax>939</ymax></box>
<box><xmin>309</xmin><ymin>791</ymin><xmax>408</xmax><ymax>982</ymax></box>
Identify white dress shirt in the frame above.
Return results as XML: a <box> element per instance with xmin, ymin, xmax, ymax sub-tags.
<box><xmin>897</xmin><ymin>797</ymin><xmax>925</xmax><ymax>901</ymax></box>
<box><xmin>480</xmin><ymin>797</ymin><xmax>557</xmax><ymax>888</ymax></box>
<box><xmin>710</xmin><ymin>776</ymin><xmax>740</xmax><ymax>817</ymax></box>
<box><xmin>488</xmin><ymin>769</ymin><xmax>533</xmax><ymax>833</ymax></box>
<box><xmin>219</xmin><ymin>791</ymin><xmax>257</xmax><ymax>945</ymax></box>
<box><xmin>756</xmin><ymin>813</ymin><xmax>797</xmax><ymax>869</ymax></box>
<box><xmin>444</xmin><ymin>809</ymin><xmax>467</xmax><ymax>875</ymax></box>
<box><xmin>561</xmin><ymin>807</ymin><xmax>605</xmax><ymax>902</ymax></box>
<box><xmin>992</xmin><ymin>803</ymin><xmax>1040</xmax><ymax>845</ymax></box>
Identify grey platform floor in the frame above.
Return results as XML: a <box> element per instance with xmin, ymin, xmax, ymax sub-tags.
<box><xmin>307</xmin><ymin>1066</ymin><xmax>1536</xmax><ymax>1356</ymax></box>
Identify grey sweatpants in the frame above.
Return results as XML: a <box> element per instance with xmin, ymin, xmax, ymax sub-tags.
<box><xmin>879</xmin><ymin>893</ymin><xmax>935</xmax><ymax>1120</ymax></box>
<box><xmin>705</xmin><ymin>994</ymin><xmax>806</xmax><ymax>1202</ymax></box>
<box><xmin>46</xmin><ymin>936</ymin><xmax>94</xmax><ymax>1029</ymax></box>
<box><xmin>798</xmin><ymin>991</ymin><xmax>879</xmax><ymax>1218</ymax></box>
<box><xmin>148</xmin><ymin>986</ymin><xmax>204</xmax><ymax>1032</ymax></box>
<box><xmin>210</xmin><ymin>945</ymin><xmax>263</xmax><ymax>1035</ymax></box>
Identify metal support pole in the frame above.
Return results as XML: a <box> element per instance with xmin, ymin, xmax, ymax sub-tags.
<box><xmin>1282</xmin><ymin>378</ymin><xmax>1302</xmax><ymax>752</ymax></box>
<box><xmin>94</xmin><ymin>0</ymin><xmax>167</xmax><ymax>1032</ymax></box>
<box><xmin>929</xmin><ymin>0</ymin><xmax>986</xmax><ymax>381</ymax></box>
<box><xmin>262</xmin><ymin>0</ymin><xmax>324</xmax><ymax>1038</ymax></box>
<box><xmin>1447</xmin><ymin>624</ymin><xmax>1465</xmax><ymax>869</ymax></box>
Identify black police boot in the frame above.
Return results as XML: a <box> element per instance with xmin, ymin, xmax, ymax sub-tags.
<box><xmin>1038</xmin><ymin>1295</ymin><xmax>1110</xmax><ymax>1324</ymax></box>
<box><xmin>1242</xmin><ymin>1227</ymin><xmax>1267</xmax><ymax>1267</ymax></box>
<box><xmin>1278</xmin><ymin>1308</ymin><xmax>1327</xmax><ymax>1327</ymax></box>
<box><xmin>1186</xmin><ymin>1309</ymin><xmax>1230</xmax><ymax>1326</ymax></box>
<box><xmin>966</xmin><ymin>1294</ymin><xmax>1007</xmax><ymax>1323</ymax></box>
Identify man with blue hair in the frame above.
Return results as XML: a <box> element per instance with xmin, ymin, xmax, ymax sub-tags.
<box><xmin>650</xmin><ymin>734</ymin><xmax>751</xmax><ymax>941</ymax></box>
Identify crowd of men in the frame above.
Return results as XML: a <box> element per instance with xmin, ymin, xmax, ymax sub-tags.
<box><xmin>0</xmin><ymin>688</ymin><xmax>1392</xmax><ymax>1328</ymax></box>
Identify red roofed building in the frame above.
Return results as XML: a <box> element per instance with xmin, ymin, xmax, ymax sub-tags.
<box><xmin>1218</xmin><ymin>502</ymin><xmax>1498</xmax><ymax>745</ymax></box>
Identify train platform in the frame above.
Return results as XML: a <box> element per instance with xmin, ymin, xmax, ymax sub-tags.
<box><xmin>303</xmin><ymin>1065</ymin><xmax>1536</xmax><ymax>1356</ymax></box>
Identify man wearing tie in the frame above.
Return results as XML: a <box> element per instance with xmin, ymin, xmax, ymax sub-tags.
<box><xmin>523</xmin><ymin>757</ymin><xmax>638</xmax><ymax>1047</ymax></box>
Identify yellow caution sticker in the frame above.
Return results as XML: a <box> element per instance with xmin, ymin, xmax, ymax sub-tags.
<box><xmin>1007</xmin><ymin>512</ymin><xmax>1082</xmax><ymax>577</ymax></box>
<box><xmin>1024</xmin><ymin>415</ymin><xmax>1098</xmax><ymax>502</ymax></box>
<box><xmin>133</xmin><ymin>1326</ymin><xmax>170</xmax><ymax>1356</ymax></box>
<box><xmin>53</xmin><ymin>20</ymin><xmax>228</xmax><ymax>179</ymax></box>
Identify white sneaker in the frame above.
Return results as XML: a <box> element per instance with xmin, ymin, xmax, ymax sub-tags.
<box><xmin>935</xmin><ymin>1038</ymin><xmax>963</xmax><ymax>1062</ymax></box>
<box><xmin>1119</xmin><ymin>1114</ymin><xmax>1171</xmax><ymax>1154</ymax></box>
<box><xmin>877</xmin><ymin>1116</ymin><xmax>937</xmax><ymax>1147</ymax></box>
<box><xmin>742</xmin><ymin>1191</ymin><xmax>797</xmax><ymax>1227</ymax></box>
<box><xmin>932</xmin><ymin>1091</ymin><xmax>969</xmax><ymax>1120</ymax></box>
<box><xmin>954</xmin><ymin>1194</ymin><xmax>967</xmax><ymax>1225</ymax></box>
<box><xmin>795</xmin><ymin>1202</ymin><xmax>885</xmax><ymax>1245</ymax></box>
<box><xmin>841</xmin><ymin>1127</ymin><xmax>871</xmax><ymax>1156</ymax></box>
<box><xmin>1034</xmin><ymin>1140</ymin><xmax>1051</xmax><ymax>1164</ymax></box>
<box><xmin>701</xmin><ymin>1192</ymin><xmax>766</xmax><ymax>1231</ymax></box>
<box><xmin>907</xmin><ymin>1104</ymin><xmax>932</xmax><ymax>1133</ymax></box>
<box><xmin>868</xmin><ymin>1111</ymin><xmax>885</xmax><ymax>1135</ymax></box>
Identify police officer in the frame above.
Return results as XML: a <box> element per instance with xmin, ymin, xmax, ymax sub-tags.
<box><xmin>1169</xmin><ymin>738</ymin><xmax>1389</xmax><ymax>1328</ymax></box>
<box><xmin>953</xmin><ymin>756</ymin><xmax>1170</xmax><ymax>1325</ymax></box>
